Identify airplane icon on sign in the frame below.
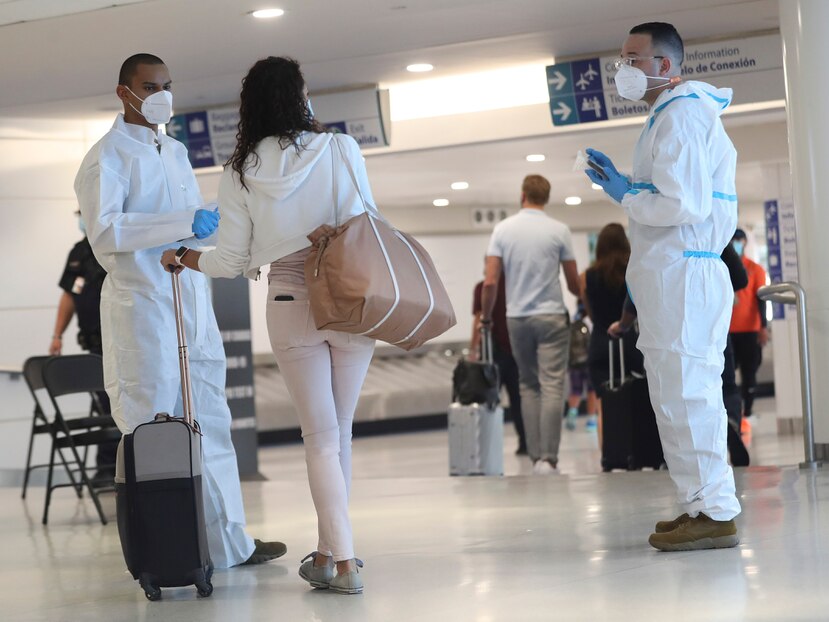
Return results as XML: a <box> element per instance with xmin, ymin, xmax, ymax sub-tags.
<box><xmin>575</xmin><ymin>64</ymin><xmax>599</xmax><ymax>90</ymax></box>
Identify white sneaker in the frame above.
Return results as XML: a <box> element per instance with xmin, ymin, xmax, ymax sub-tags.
<box><xmin>533</xmin><ymin>460</ymin><xmax>557</xmax><ymax>475</ymax></box>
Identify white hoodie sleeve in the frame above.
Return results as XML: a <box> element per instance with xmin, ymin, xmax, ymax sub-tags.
<box><xmin>198</xmin><ymin>168</ymin><xmax>254</xmax><ymax>278</ymax></box>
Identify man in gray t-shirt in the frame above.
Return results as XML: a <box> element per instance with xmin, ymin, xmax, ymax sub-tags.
<box><xmin>481</xmin><ymin>174</ymin><xmax>579</xmax><ymax>474</ymax></box>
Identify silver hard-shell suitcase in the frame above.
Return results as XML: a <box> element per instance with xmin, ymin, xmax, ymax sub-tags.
<box><xmin>448</xmin><ymin>326</ymin><xmax>504</xmax><ymax>476</ymax></box>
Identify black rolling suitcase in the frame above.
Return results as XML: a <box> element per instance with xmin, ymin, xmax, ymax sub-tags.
<box><xmin>600</xmin><ymin>338</ymin><xmax>664</xmax><ymax>472</ymax></box>
<box><xmin>115</xmin><ymin>271</ymin><xmax>213</xmax><ymax>601</ymax></box>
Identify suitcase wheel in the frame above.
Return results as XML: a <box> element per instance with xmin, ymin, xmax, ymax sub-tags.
<box><xmin>196</xmin><ymin>580</ymin><xmax>213</xmax><ymax>598</ymax></box>
<box><xmin>140</xmin><ymin>578</ymin><xmax>161</xmax><ymax>601</ymax></box>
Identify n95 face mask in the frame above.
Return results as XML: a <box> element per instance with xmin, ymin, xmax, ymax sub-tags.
<box><xmin>614</xmin><ymin>64</ymin><xmax>679</xmax><ymax>102</ymax></box>
<box><xmin>125</xmin><ymin>87</ymin><xmax>174</xmax><ymax>125</ymax></box>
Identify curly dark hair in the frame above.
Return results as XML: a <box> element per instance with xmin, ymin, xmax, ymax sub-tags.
<box><xmin>588</xmin><ymin>223</ymin><xmax>630</xmax><ymax>290</ymax></box>
<box><xmin>227</xmin><ymin>56</ymin><xmax>327</xmax><ymax>190</ymax></box>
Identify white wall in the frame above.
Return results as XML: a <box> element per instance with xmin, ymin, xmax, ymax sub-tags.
<box><xmin>0</xmin><ymin>117</ymin><xmax>111</xmax><ymax>476</ymax></box>
<box><xmin>0</xmin><ymin>117</ymin><xmax>112</xmax><ymax>368</ymax></box>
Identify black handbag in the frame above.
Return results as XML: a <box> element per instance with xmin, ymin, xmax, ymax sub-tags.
<box><xmin>452</xmin><ymin>326</ymin><xmax>500</xmax><ymax>408</ymax></box>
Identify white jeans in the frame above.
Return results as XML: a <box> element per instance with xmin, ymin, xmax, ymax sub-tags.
<box><xmin>266</xmin><ymin>281</ymin><xmax>375</xmax><ymax>561</ymax></box>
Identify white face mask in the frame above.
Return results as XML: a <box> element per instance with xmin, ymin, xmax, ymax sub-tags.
<box><xmin>614</xmin><ymin>64</ymin><xmax>678</xmax><ymax>101</ymax></box>
<box><xmin>125</xmin><ymin>86</ymin><xmax>173</xmax><ymax>125</ymax></box>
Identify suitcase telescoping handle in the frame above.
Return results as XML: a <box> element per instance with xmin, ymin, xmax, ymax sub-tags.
<box><xmin>171</xmin><ymin>271</ymin><xmax>195</xmax><ymax>427</ymax></box>
<box><xmin>608</xmin><ymin>337</ymin><xmax>626</xmax><ymax>390</ymax></box>
<box><xmin>478</xmin><ymin>324</ymin><xmax>495</xmax><ymax>365</ymax></box>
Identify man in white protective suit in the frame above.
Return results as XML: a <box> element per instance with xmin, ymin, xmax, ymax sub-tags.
<box><xmin>585</xmin><ymin>22</ymin><xmax>741</xmax><ymax>551</ymax></box>
<box><xmin>75</xmin><ymin>53</ymin><xmax>286</xmax><ymax>567</ymax></box>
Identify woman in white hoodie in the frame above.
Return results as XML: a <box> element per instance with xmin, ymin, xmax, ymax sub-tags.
<box><xmin>162</xmin><ymin>56</ymin><xmax>376</xmax><ymax>594</ymax></box>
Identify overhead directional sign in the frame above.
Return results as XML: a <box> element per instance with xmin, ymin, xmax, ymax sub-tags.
<box><xmin>167</xmin><ymin>87</ymin><xmax>390</xmax><ymax>168</ymax></box>
<box><xmin>546</xmin><ymin>33</ymin><xmax>783</xmax><ymax>127</ymax></box>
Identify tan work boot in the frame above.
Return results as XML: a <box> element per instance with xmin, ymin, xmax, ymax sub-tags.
<box><xmin>242</xmin><ymin>539</ymin><xmax>288</xmax><ymax>565</ymax></box>
<box><xmin>654</xmin><ymin>513</ymin><xmax>690</xmax><ymax>533</ymax></box>
<box><xmin>649</xmin><ymin>513</ymin><xmax>739</xmax><ymax>552</ymax></box>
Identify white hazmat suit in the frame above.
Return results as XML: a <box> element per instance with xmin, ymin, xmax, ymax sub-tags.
<box><xmin>621</xmin><ymin>81</ymin><xmax>741</xmax><ymax>521</ymax></box>
<box><xmin>75</xmin><ymin>114</ymin><xmax>255</xmax><ymax>567</ymax></box>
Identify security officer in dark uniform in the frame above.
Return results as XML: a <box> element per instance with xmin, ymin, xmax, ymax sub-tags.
<box><xmin>50</xmin><ymin>217</ymin><xmax>117</xmax><ymax>483</ymax></box>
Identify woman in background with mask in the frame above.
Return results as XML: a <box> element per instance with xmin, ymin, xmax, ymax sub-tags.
<box><xmin>162</xmin><ymin>56</ymin><xmax>377</xmax><ymax>595</ymax></box>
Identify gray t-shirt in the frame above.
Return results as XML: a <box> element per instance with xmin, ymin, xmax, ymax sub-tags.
<box><xmin>486</xmin><ymin>209</ymin><xmax>575</xmax><ymax>318</ymax></box>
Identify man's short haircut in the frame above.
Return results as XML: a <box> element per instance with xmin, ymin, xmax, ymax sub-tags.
<box><xmin>118</xmin><ymin>53</ymin><xmax>166</xmax><ymax>86</ymax></box>
<box><xmin>733</xmin><ymin>228</ymin><xmax>747</xmax><ymax>240</ymax></box>
<box><xmin>522</xmin><ymin>174</ymin><xmax>551</xmax><ymax>206</ymax></box>
<box><xmin>629</xmin><ymin>22</ymin><xmax>684</xmax><ymax>66</ymax></box>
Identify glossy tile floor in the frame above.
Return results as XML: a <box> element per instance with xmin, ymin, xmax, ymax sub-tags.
<box><xmin>4</xmin><ymin>398</ymin><xmax>827</xmax><ymax>622</ymax></box>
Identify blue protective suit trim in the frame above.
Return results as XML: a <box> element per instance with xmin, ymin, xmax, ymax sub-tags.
<box><xmin>648</xmin><ymin>93</ymin><xmax>701</xmax><ymax>129</ymax></box>
<box><xmin>626</xmin><ymin>182</ymin><xmax>658</xmax><ymax>197</ymax></box>
<box><xmin>712</xmin><ymin>191</ymin><xmax>738</xmax><ymax>202</ymax></box>
<box><xmin>683</xmin><ymin>251</ymin><xmax>720</xmax><ymax>259</ymax></box>
<box><xmin>703</xmin><ymin>90</ymin><xmax>731</xmax><ymax>109</ymax></box>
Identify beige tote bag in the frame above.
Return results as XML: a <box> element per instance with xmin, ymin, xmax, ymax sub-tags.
<box><xmin>304</xmin><ymin>137</ymin><xmax>456</xmax><ymax>350</ymax></box>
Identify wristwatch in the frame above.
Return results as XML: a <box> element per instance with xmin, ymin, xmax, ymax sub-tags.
<box><xmin>174</xmin><ymin>246</ymin><xmax>190</xmax><ymax>266</ymax></box>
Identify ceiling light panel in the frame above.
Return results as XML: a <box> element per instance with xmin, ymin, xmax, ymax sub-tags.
<box><xmin>406</xmin><ymin>63</ymin><xmax>433</xmax><ymax>73</ymax></box>
<box><xmin>251</xmin><ymin>8</ymin><xmax>285</xmax><ymax>19</ymax></box>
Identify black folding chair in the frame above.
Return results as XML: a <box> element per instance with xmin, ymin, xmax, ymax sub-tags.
<box><xmin>21</xmin><ymin>356</ymin><xmax>83</xmax><ymax>500</ymax></box>
<box><xmin>41</xmin><ymin>354</ymin><xmax>122</xmax><ymax>525</ymax></box>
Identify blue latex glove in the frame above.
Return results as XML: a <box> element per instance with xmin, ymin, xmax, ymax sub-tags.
<box><xmin>584</xmin><ymin>147</ymin><xmax>630</xmax><ymax>203</ymax></box>
<box><xmin>192</xmin><ymin>207</ymin><xmax>220</xmax><ymax>239</ymax></box>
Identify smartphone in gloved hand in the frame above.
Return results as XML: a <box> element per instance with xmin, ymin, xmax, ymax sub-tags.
<box><xmin>587</xmin><ymin>158</ymin><xmax>610</xmax><ymax>181</ymax></box>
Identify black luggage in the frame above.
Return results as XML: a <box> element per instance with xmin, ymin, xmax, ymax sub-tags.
<box><xmin>600</xmin><ymin>338</ymin><xmax>664</xmax><ymax>472</ymax></box>
<box><xmin>452</xmin><ymin>329</ymin><xmax>500</xmax><ymax>408</ymax></box>
<box><xmin>115</xmin><ymin>271</ymin><xmax>213</xmax><ymax>601</ymax></box>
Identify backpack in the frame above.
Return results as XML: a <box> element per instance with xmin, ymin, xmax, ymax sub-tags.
<box><xmin>569</xmin><ymin>319</ymin><xmax>590</xmax><ymax>368</ymax></box>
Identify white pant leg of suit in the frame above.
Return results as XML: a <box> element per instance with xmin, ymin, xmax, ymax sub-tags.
<box><xmin>186</xmin><ymin>309</ymin><xmax>255</xmax><ymax>567</ymax></box>
<box><xmin>640</xmin><ymin>346</ymin><xmax>739</xmax><ymax>520</ymax></box>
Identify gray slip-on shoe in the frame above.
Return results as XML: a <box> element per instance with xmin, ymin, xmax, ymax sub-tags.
<box><xmin>329</xmin><ymin>559</ymin><xmax>364</xmax><ymax>595</ymax></box>
<box><xmin>298</xmin><ymin>552</ymin><xmax>334</xmax><ymax>589</ymax></box>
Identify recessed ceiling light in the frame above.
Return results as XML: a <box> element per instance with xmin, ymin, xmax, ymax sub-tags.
<box><xmin>407</xmin><ymin>63</ymin><xmax>434</xmax><ymax>73</ymax></box>
<box><xmin>591</xmin><ymin>183</ymin><xmax>602</xmax><ymax>190</ymax></box>
<box><xmin>433</xmin><ymin>199</ymin><xmax>449</xmax><ymax>207</ymax></box>
<box><xmin>565</xmin><ymin>196</ymin><xmax>582</xmax><ymax>206</ymax></box>
<box><xmin>451</xmin><ymin>182</ymin><xmax>469</xmax><ymax>190</ymax></box>
<box><xmin>251</xmin><ymin>8</ymin><xmax>284</xmax><ymax>18</ymax></box>
<box><xmin>526</xmin><ymin>154</ymin><xmax>545</xmax><ymax>162</ymax></box>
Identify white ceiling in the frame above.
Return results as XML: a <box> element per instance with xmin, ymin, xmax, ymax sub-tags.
<box><xmin>0</xmin><ymin>0</ymin><xmax>787</xmax><ymax>212</ymax></box>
